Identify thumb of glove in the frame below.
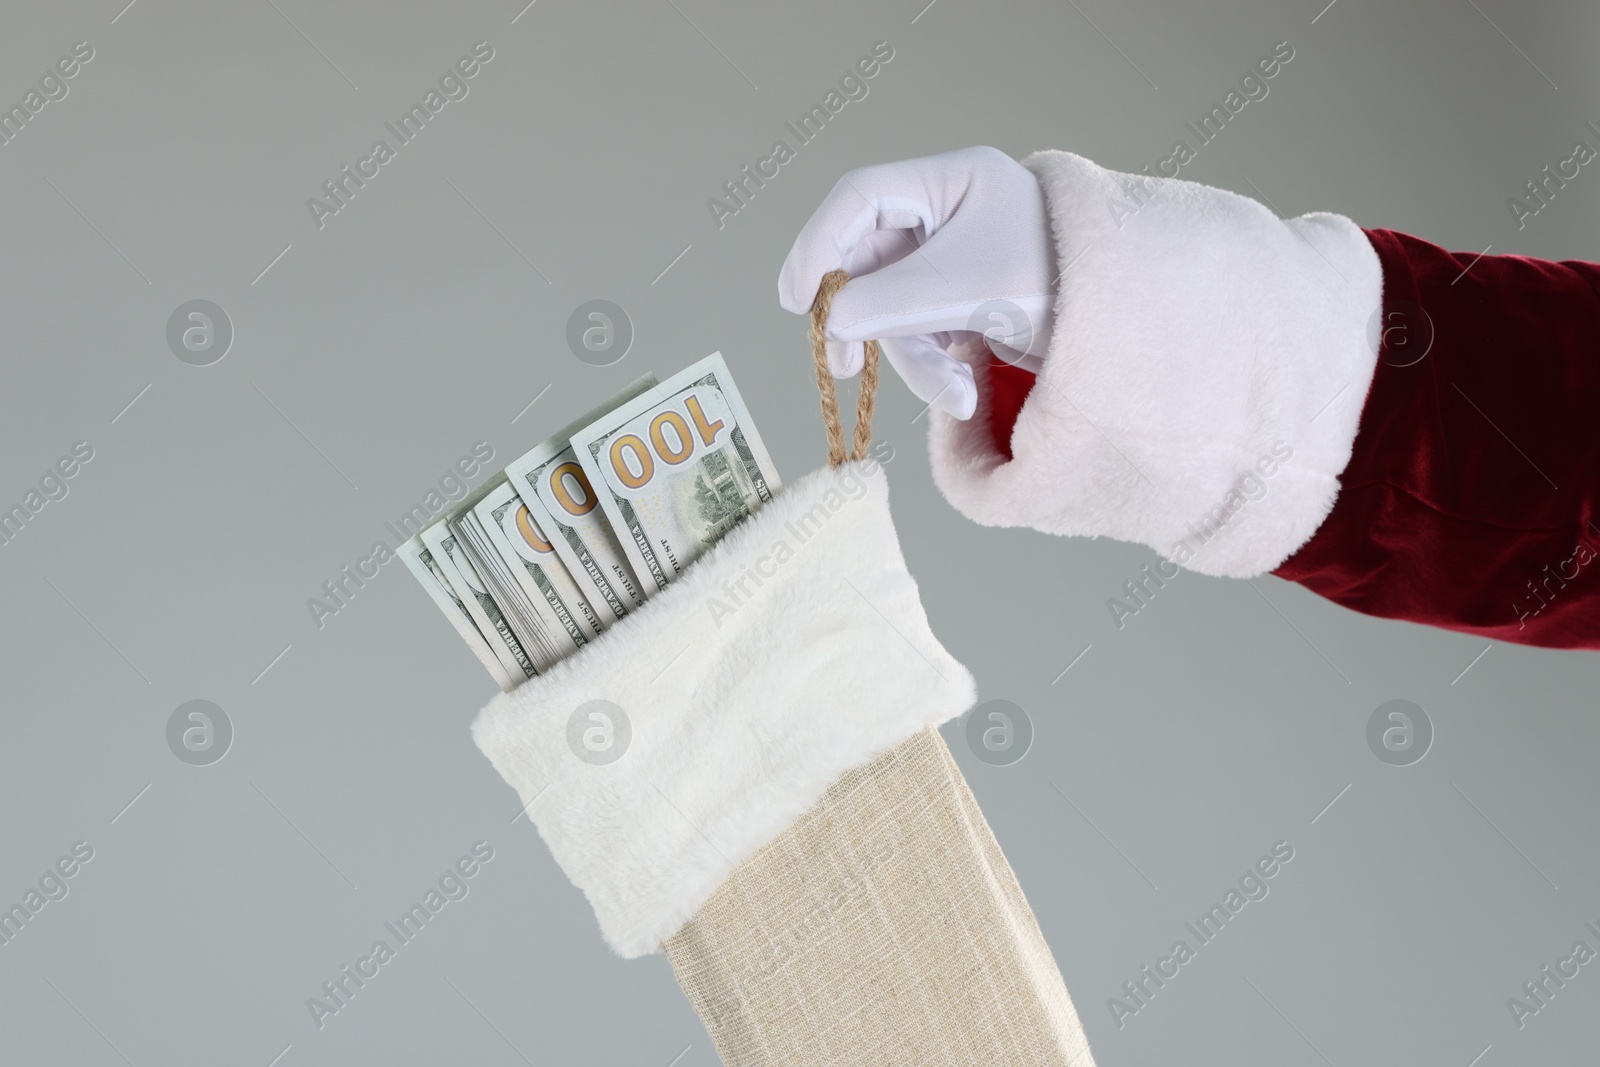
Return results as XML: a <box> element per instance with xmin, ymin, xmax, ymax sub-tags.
<box><xmin>880</xmin><ymin>334</ymin><xmax>977</xmax><ymax>419</ymax></box>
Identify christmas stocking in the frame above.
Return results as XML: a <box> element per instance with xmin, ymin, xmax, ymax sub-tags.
<box><xmin>472</xmin><ymin>449</ymin><xmax>1095</xmax><ymax>1065</ymax></box>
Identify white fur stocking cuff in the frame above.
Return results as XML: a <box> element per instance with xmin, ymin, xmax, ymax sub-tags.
<box><xmin>472</xmin><ymin>461</ymin><xmax>976</xmax><ymax>958</ymax></box>
<box><xmin>929</xmin><ymin>150</ymin><xmax>1384</xmax><ymax>577</ymax></box>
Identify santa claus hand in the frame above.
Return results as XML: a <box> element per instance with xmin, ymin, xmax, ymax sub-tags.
<box><xmin>778</xmin><ymin>146</ymin><xmax>1057</xmax><ymax>420</ymax></box>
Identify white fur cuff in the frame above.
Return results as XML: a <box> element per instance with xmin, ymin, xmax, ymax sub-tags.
<box><xmin>472</xmin><ymin>461</ymin><xmax>976</xmax><ymax>958</ymax></box>
<box><xmin>929</xmin><ymin>150</ymin><xmax>1384</xmax><ymax>577</ymax></box>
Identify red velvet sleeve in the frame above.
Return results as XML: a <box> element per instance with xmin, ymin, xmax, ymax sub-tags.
<box><xmin>981</xmin><ymin>229</ymin><xmax>1600</xmax><ymax>648</ymax></box>
<box><xmin>1270</xmin><ymin>229</ymin><xmax>1600</xmax><ymax>649</ymax></box>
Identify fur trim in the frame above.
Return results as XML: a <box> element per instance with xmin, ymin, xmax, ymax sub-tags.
<box><xmin>929</xmin><ymin>150</ymin><xmax>1384</xmax><ymax>577</ymax></box>
<box><xmin>472</xmin><ymin>461</ymin><xmax>976</xmax><ymax>958</ymax></box>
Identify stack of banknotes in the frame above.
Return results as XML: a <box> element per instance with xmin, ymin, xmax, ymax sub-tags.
<box><xmin>400</xmin><ymin>352</ymin><xmax>782</xmax><ymax>690</ymax></box>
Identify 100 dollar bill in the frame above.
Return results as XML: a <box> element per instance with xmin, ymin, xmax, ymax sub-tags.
<box><xmin>397</xmin><ymin>536</ymin><xmax>519</xmax><ymax>692</ymax></box>
<box><xmin>569</xmin><ymin>352</ymin><xmax>781</xmax><ymax>594</ymax></box>
<box><xmin>473</xmin><ymin>479</ymin><xmax>604</xmax><ymax>655</ymax></box>
<box><xmin>436</xmin><ymin>476</ymin><xmax>564</xmax><ymax>672</ymax></box>
<box><xmin>503</xmin><ymin>377</ymin><xmax>657</xmax><ymax>623</ymax></box>
<box><xmin>453</xmin><ymin>506</ymin><xmax>564</xmax><ymax>673</ymax></box>
<box><xmin>420</xmin><ymin>519</ymin><xmax>538</xmax><ymax>686</ymax></box>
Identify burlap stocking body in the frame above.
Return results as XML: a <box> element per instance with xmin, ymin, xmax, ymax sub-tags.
<box><xmin>668</xmin><ymin>725</ymin><xmax>1093</xmax><ymax>1066</ymax></box>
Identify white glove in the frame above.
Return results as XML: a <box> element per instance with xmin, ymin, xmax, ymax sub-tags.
<box><xmin>778</xmin><ymin>145</ymin><xmax>1057</xmax><ymax>420</ymax></box>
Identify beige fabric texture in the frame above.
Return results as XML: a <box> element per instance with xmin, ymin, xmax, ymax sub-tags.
<box><xmin>665</xmin><ymin>725</ymin><xmax>1097</xmax><ymax>1067</ymax></box>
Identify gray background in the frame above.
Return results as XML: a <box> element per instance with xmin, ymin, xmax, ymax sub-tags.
<box><xmin>2</xmin><ymin>0</ymin><xmax>1597</xmax><ymax>1064</ymax></box>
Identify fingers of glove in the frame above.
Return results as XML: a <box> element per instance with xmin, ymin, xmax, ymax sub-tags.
<box><xmin>824</xmin><ymin>339</ymin><xmax>865</xmax><ymax>379</ymax></box>
<box><xmin>822</xmin><ymin>239</ymin><xmax>991</xmax><ymax>343</ymax></box>
<box><xmin>881</xmin><ymin>334</ymin><xmax>978</xmax><ymax>420</ymax></box>
<box><xmin>777</xmin><ymin>150</ymin><xmax>993</xmax><ymax>314</ymax></box>
<box><xmin>823</xmin><ymin>324</ymin><xmax>948</xmax><ymax>383</ymax></box>
<box><xmin>780</xmin><ymin>202</ymin><xmax>934</xmax><ymax>315</ymax></box>
<box><xmin>841</xmin><ymin>226</ymin><xmax>928</xmax><ymax>279</ymax></box>
<box><xmin>820</xmin><ymin>180</ymin><xmax>1057</xmax><ymax>342</ymax></box>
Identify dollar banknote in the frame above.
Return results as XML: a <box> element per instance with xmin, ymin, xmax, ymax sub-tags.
<box><xmin>504</xmin><ymin>376</ymin><xmax>657</xmax><ymax>623</ymax></box>
<box><xmin>569</xmin><ymin>352</ymin><xmax>781</xmax><ymax>593</ymax></box>
<box><xmin>420</xmin><ymin>518</ymin><xmax>538</xmax><ymax>687</ymax></box>
<box><xmin>435</xmin><ymin>477</ymin><xmax>549</xmax><ymax>668</ymax></box>
<box><xmin>397</xmin><ymin>536</ymin><xmax>519</xmax><ymax>692</ymax></box>
<box><xmin>453</xmin><ymin>505</ymin><xmax>565</xmax><ymax>673</ymax></box>
<box><xmin>401</xmin><ymin>356</ymin><xmax>782</xmax><ymax>689</ymax></box>
<box><xmin>472</xmin><ymin>478</ymin><xmax>605</xmax><ymax>657</ymax></box>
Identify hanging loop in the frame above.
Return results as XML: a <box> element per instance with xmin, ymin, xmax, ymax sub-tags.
<box><xmin>809</xmin><ymin>269</ymin><xmax>880</xmax><ymax>468</ymax></box>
